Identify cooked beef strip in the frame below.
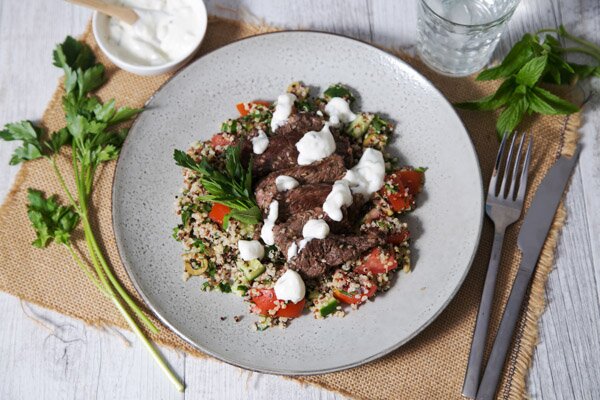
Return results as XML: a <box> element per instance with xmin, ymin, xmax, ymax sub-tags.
<box><xmin>272</xmin><ymin>183</ymin><xmax>332</xmax><ymax>221</ymax></box>
<box><xmin>252</xmin><ymin>113</ymin><xmax>354</xmax><ymax>178</ymax></box>
<box><xmin>254</xmin><ymin>154</ymin><xmax>347</xmax><ymax>210</ymax></box>
<box><xmin>288</xmin><ymin>228</ymin><xmax>386</xmax><ymax>278</ymax></box>
<box><xmin>252</xmin><ymin>113</ymin><xmax>324</xmax><ymax>177</ymax></box>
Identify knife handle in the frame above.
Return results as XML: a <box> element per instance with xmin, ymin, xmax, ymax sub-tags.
<box><xmin>476</xmin><ymin>260</ymin><xmax>536</xmax><ymax>400</ymax></box>
<box><xmin>462</xmin><ymin>228</ymin><xmax>506</xmax><ymax>398</ymax></box>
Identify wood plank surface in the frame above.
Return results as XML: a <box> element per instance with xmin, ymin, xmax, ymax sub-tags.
<box><xmin>0</xmin><ymin>1</ymin><xmax>598</xmax><ymax>399</ymax></box>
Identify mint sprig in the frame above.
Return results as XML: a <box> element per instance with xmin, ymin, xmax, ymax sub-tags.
<box><xmin>456</xmin><ymin>26</ymin><xmax>599</xmax><ymax>138</ymax></box>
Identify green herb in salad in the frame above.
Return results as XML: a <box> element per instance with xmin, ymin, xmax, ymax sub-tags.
<box><xmin>0</xmin><ymin>36</ymin><xmax>183</xmax><ymax>391</ymax></box>
<box><xmin>174</xmin><ymin>143</ymin><xmax>262</xmax><ymax>227</ymax></box>
<box><xmin>456</xmin><ymin>26</ymin><xmax>600</xmax><ymax>138</ymax></box>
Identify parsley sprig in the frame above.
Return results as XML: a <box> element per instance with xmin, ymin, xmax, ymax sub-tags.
<box><xmin>0</xmin><ymin>37</ymin><xmax>183</xmax><ymax>390</ymax></box>
<box><xmin>456</xmin><ymin>26</ymin><xmax>600</xmax><ymax>138</ymax></box>
<box><xmin>174</xmin><ymin>144</ymin><xmax>262</xmax><ymax>227</ymax></box>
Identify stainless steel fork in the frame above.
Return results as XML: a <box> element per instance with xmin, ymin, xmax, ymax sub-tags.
<box><xmin>462</xmin><ymin>132</ymin><xmax>533</xmax><ymax>399</ymax></box>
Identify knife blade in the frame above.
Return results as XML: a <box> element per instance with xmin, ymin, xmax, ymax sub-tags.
<box><xmin>475</xmin><ymin>146</ymin><xmax>581</xmax><ymax>400</ymax></box>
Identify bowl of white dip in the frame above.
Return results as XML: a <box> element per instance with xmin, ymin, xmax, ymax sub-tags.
<box><xmin>92</xmin><ymin>0</ymin><xmax>208</xmax><ymax>75</ymax></box>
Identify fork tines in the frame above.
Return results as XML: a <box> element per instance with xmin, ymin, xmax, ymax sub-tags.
<box><xmin>489</xmin><ymin>132</ymin><xmax>533</xmax><ymax>203</ymax></box>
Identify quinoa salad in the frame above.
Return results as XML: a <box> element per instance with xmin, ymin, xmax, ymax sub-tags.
<box><xmin>173</xmin><ymin>82</ymin><xmax>425</xmax><ymax>330</ymax></box>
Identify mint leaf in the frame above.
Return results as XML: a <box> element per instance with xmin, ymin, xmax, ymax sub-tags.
<box><xmin>530</xmin><ymin>87</ymin><xmax>579</xmax><ymax>114</ymax></box>
<box><xmin>516</xmin><ymin>55</ymin><xmax>548</xmax><ymax>87</ymax></box>
<box><xmin>477</xmin><ymin>34</ymin><xmax>536</xmax><ymax>81</ymax></box>
<box><xmin>496</xmin><ymin>96</ymin><xmax>528</xmax><ymax>138</ymax></box>
<box><xmin>455</xmin><ymin>78</ymin><xmax>516</xmax><ymax>111</ymax></box>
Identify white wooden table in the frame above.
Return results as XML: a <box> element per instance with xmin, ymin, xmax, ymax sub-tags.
<box><xmin>1</xmin><ymin>1</ymin><xmax>599</xmax><ymax>399</ymax></box>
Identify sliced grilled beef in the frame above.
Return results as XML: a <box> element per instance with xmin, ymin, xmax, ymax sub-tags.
<box><xmin>289</xmin><ymin>229</ymin><xmax>386</xmax><ymax>278</ymax></box>
<box><xmin>272</xmin><ymin>193</ymin><xmax>366</xmax><ymax>249</ymax></box>
<box><xmin>273</xmin><ymin>183</ymin><xmax>332</xmax><ymax>221</ymax></box>
<box><xmin>254</xmin><ymin>154</ymin><xmax>347</xmax><ymax>210</ymax></box>
<box><xmin>252</xmin><ymin>113</ymin><xmax>324</xmax><ymax>177</ymax></box>
<box><xmin>252</xmin><ymin>113</ymin><xmax>355</xmax><ymax>177</ymax></box>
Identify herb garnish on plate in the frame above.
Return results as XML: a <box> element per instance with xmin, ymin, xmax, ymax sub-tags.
<box><xmin>174</xmin><ymin>144</ymin><xmax>262</xmax><ymax>227</ymax></box>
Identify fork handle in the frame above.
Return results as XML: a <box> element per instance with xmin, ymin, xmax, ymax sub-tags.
<box><xmin>462</xmin><ymin>227</ymin><xmax>506</xmax><ymax>398</ymax></box>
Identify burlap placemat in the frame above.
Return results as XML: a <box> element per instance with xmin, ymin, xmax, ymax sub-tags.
<box><xmin>0</xmin><ymin>17</ymin><xmax>579</xmax><ymax>400</ymax></box>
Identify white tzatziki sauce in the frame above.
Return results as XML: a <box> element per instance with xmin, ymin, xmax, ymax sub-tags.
<box><xmin>237</xmin><ymin>240</ymin><xmax>264</xmax><ymax>261</ymax></box>
<box><xmin>295</xmin><ymin>124</ymin><xmax>336</xmax><ymax>165</ymax></box>
<box><xmin>104</xmin><ymin>0</ymin><xmax>204</xmax><ymax>66</ymax></box>
<box><xmin>274</xmin><ymin>269</ymin><xmax>305</xmax><ymax>303</ymax></box>
<box><xmin>251</xmin><ymin>130</ymin><xmax>269</xmax><ymax>154</ymax></box>
<box><xmin>324</xmin><ymin>97</ymin><xmax>356</xmax><ymax>127</ymax></box>
<box><xmin>275</xmin><ymin>175</ymin><xmax>300</xmax><ymax>192</ymax></box>
<box><xmin>270</xmin><ymin>93</ymin><xmax>297</xmax><ymax>132</ymax></box>
<box><xmin>322</xmin><ymin>148</ymin><xmax>386</xmax><ymax>221</ymax></box>
<box><xmin>260</xmin><ymin>200</ymin><xmax>279</xmax><ymax>246</ymax></box>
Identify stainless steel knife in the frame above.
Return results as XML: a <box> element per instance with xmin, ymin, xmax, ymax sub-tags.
<box><xmin>475</xmin><ymin>146</ymin><xmax>581</xmax><ymax>400</ymax></box>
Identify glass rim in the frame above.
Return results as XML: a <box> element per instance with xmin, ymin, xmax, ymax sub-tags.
<box><xmin>419</xmin><ymin>0</ymin><xmax>520</xmax><ymax>28</ymax></box>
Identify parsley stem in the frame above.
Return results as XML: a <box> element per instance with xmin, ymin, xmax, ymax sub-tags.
<box><xmin>64</xmin><ymin>243</ymin><xmax>106</xmax><ymax>295</ymax></box>
<box><xmin>108</xmin><ymin>295</ymin><xmax>185</xmax><ymax>392</ymax></box>
<box><xmin>71</xmin><ymin>147</ymin><xmax>159</xmax><ymax>334</ymax></box>
<box><xmin>50</xmin><ymin>156</ymin><xmax>79</xmax><ymax>212</ymax></box>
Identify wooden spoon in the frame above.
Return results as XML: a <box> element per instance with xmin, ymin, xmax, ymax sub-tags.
<box><xmin>66</xmin><ymin>0</ymin><xmax>139</xmax><ymax>25</ymax></box>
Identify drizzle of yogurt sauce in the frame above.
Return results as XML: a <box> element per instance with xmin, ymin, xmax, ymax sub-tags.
<box><xmin>286</xmin><ymin>242</ymin><xmax>298</xmax><ymax>261</ymax></box>
<box><xmin>322</xmin><ymin>148</ymin><xmax>386</xmax><ymax>221</ymax></box>
<box><xmin>295</xmin><ymin>124</ymin><xmax>336</xmax><ymax>165</ymax></box>
<box><xmin>324</xmin><ymin>97</ymin><xmax>357</xmax><ymax>127</ymax></box>
<box><xmin>274</xmin><ymin>269</ymin><xmax>306</xmax><ymax>303</ymax></box>
<box><xmin>270</xmin><ymin>93</ymin><xmax>297</xmax><ymax>132</ymax></box>
<box><xmin>322</xmin><ymin>180</ymin><xmax>353</xmax><ymax>221</ymax></box>
<box><xmin>251</xmin><ymin>130</ymin><xmax>269</xmax><ymax>154</ymax></box>
<box><xmin>237</xmin><ymin>240</ymin><xmax>264</xmax><ymax>261</ymax></box>
<box><xmin>104</xmin><ymin>0</ymin><xmax>204</xmax><ymax>67</ymax></box>
<box><xmin>275</xmin><ymin>175</ymin><xmax>300</xmax><ymax>192</ymax></box>
<box><xmin>260</xmin><ymin>200</ymin><xmax>279</xmax><ymax>245</ymax></box>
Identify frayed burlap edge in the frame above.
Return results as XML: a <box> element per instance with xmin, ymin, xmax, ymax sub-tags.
<box><xmin>501</xmin><ymin>113</ymin><xmax>579</xmax><ymax>400</ymax></box>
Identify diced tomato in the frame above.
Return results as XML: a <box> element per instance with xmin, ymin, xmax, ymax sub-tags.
<box><xmin>333</xmin><ymin>283</ymin><xmax>377</xmax><ymax>305</ymax></box>
<box><xmin>387</xmin><ymin>229</ymin><xmax>410</xmax><ymax>245</ymax></box>
<box><xmin>355</xmin><ymin>247</ymin><xmax>398</xmax><ymax>275</ymax></box>
<box><xmin>250</xmin><ymin>288</ymin><xmax>305</xmax><ymax>318</ymax></box>
<box><xmin>210</xmin><ymin>133</ymin><xmax>232</xmax><ymax>148</ymax></box>
<box><xmin>380</xmin><ymin>173</ymin><xmax>414</xmax><ymax>213</ymax></box>
<box><xmin>208</xmin><ymin>203</ymin><xmax>231</xmax><ymax>225</ymax></box>
<box><xmin>397</xmin><ymin>170</ymin><xmax>424</xmax><ymax>195</ymax></box>
<box><xmin>236</xmin><ymin>101</ymin><xmax>271</xmax><ymax>116</ymax></box>
<box><xmin>386</xmin><ymin>191</ymin><xmax>414</xmax><ymax>212</ymax></box>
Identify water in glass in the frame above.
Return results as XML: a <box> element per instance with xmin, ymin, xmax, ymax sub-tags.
<box><xmin>417</xmin><ymin>0</ymin><xmax>520</xmax><ymax>77</ymax></box>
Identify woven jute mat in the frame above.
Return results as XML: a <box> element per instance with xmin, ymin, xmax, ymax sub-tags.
<box><xmin>0</xmin><ymin>17</ymin><xmax>579</xmax><ymax>400</ymax></box>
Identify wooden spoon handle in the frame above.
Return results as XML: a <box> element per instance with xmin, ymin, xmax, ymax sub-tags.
<box><xmin>66</xmin><ymin>0</ymin><xmax>139</xmax><ymax>25</ymax></box>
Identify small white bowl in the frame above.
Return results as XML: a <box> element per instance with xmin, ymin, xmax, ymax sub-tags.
<box><xmin>92</xmin><ymin>1</ymin><xmax>207</xmax><ymax>76</ymax></box>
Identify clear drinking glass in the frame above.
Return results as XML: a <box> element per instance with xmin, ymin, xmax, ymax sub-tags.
<box><xmin>417</xmin><ymin>0</ymin><xmax>520</xmax><ymax>77</ymax></box>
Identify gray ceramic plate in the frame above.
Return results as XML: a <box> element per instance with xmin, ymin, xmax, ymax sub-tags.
<box><xmin>113</xmin><ymin>31</ymin><xmax>483</xmax><ymax>375</ymax></box>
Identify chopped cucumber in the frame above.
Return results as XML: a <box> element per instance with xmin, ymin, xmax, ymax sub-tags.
<box><xmin>240</xmin><ymin>259</ymin><xmax>266</xmax><ymax>281</ymax></box>
<box><xmin>345</xmin><ymin>112</ymin><xmax>374</xmax><ymax>139</ymax></box>
<box><xmin>319</xmin><ymin>298</ymin><xmax>339</xmax><ymax>317</ymax></box>
<box><xmin>363</xmin><ymin>132</ymin><xmax>388</xmax><ymax>151</ymax></box>
<box><xmin>232</xmin><ymin>283</ymin><xmax>249</xmax><ymax>296</ymax></box>
<box><xmin>323</xmin><ymin>84</ymin><xmax>355</xmax><ymax>103</ymax></box>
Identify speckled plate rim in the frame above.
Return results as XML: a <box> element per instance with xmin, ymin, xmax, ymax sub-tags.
<box><xmin>112</xmin><ymin>30</ymin><xmax>484</xmax><ymax>376</ymax></box>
